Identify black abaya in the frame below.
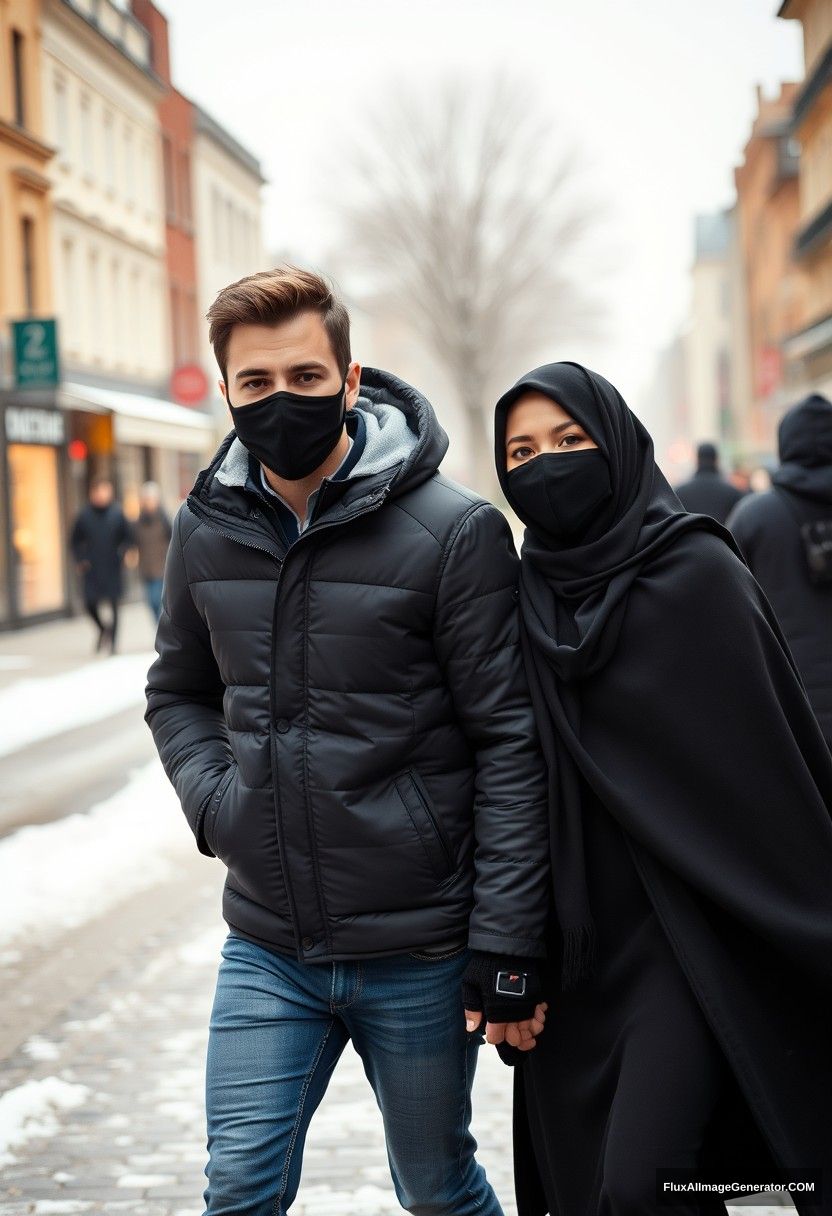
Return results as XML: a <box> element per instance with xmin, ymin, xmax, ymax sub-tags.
<box><xmin>493</xmin><ymin>362</ymin><xmax>832</xmax><ymax>1216</ymax></box>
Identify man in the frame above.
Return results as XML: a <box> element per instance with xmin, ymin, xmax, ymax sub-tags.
<box><xmin>70</xmin><ymin>477</ymin><xmax>135</xmax><ymax>654</ymax></box>
<box><xmin>728</xmin><ymin>393</ymin><xmax>832</xmax><ymax>752</ymax></box>
<box><xmin>144</xmin><ymin>266</ymin><xmax>550</xmax><ymax>1215</ymax></box>
<box><xmin>133</xmin><ymin>481</ymin><xmax>172</xmax><ymax>622</ymax></box>
<box><xmin>674</xmin><ymin>440</ymin><xmax>746</xmax><ymax>523</ymax></box>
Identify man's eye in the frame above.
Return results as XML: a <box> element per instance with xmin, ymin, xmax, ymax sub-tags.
<box><xmin>295</xmin><ymin>372</ymin><xmax>321</xmax><ymax>386</ymax></box>
<box><xmin>243</xmin><ymin>379</ymin><xmax>268</xmax><ymax>391</ymax></box>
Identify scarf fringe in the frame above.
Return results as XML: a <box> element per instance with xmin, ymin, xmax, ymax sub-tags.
<box><xmin>560</xmin><ymin>921</ymin><xmax>598</xmax><ymax>991</ymax></box>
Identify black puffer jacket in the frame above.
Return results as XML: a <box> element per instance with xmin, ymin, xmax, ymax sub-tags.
<box><xmin>728</xmin><ymin>393</ymin><xmax>832</xmax><ymax>750</ymax></box>
<box><xmin>145</xmin><ymin>368</ymin><xmax>549</xmax><ymax>962</ymax></box>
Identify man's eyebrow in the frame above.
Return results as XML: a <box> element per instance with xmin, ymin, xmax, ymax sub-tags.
<box><xmin>506</xmin><ymin>419</ymin><xmax>578</xmax><ymax>445</ymax></box>
<box><xmin>235</xmin><ymin>366</ymin><xmax>271</xmax><ymax>382</ymax></box>
<box><xmin>286</xmin><ymin>360</ymin><xmax>329</xmax><ymax>374</ymax></box>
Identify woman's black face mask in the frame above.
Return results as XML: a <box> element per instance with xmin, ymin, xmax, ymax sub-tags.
<box><xmin>507</xmin><ymin>449</ymin><xmax>613</xmax><ymax>541</ymax></box>
<box><xmin>227</xmin><ymin>379</ymin><xmax>347</xmax><ymax>480</ymax></box>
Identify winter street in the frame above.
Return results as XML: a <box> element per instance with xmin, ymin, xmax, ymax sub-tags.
<box><xmin>0</xmin><ymin>609</ymin><xmax>792</xmax><ymax>1214</ymax></box>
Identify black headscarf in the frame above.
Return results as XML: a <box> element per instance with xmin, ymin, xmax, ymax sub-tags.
<box><xmin>494</xmin><ymin>362</ymin><xmax>743</xmax><ymax>989</ymax></box>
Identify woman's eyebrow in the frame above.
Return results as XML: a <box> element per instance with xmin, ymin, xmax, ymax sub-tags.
<box><xmin>506</xmin><ymin>419</ymin><xmax>579</xmax><ymax>446</ymax></box>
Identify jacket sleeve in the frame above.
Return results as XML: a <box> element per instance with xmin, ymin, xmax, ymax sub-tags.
<box><xmin>144</xmin><ymin>505</ymin><xmax>232</xmax><ymax>857</ymax></box>
<box><xmin>432</xmin><ymin>502</ymin><xmax>550</xmax><ymax>957</ymax></box>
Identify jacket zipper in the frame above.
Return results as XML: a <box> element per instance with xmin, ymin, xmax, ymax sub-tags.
<box><xmin>409</xmin><ymin>768</ymin><xmax>455</xmax><ymax>875</ymax></box>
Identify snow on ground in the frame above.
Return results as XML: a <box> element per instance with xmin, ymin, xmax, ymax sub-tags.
<box><xmin>0</xmin><ymin>651</ymin><xmax>154</xmax><ymax>758</ymax></box>
<box><xmin>0</xmin><ymin>1076</ymin><xmax>90</xmax><ymax>1168</ymax></box>
<box><xmin>0</xmin><ymin>759</ymin><xmax>185</xmax><ymax>949</ymax></box>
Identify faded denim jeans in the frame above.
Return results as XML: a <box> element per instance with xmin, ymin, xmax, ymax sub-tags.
<box><xmin>202</xmin><ymin>932</ymin><xmax>504</xmax><ymax>1216</ymax></box>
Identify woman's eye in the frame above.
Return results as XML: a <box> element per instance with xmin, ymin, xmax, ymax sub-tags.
<box><xmin>511</xmin><ymin>446</ymin><xmax>535</xmax><ymax>460</ymax></box>
<box><xmin>560</xmin><ymin>433</ymin><xmax>585</xmax><ymax>447</ymax></box>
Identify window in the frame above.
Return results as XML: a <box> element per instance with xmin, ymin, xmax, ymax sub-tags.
<box><xmin>124</xmin><ymin>125</ymin><xmax>134</xmax><ymax>205</ymax></box>
<box><xmin>162</xmin><ymin>135</ymin><xmax>175</xmax><ymax>220</ymax></box>
<box><xmin>21</xmin><ymin>217</ymin><xmax>35</xmax><ymax>314</ymax></box>
<box><xmin>103</xmin><ymin>110</ymin><xmax>116</xmax><ymax>191</ymax></box>
<box><xmin>80</xmin><ymin>93</ymin><xmax>93</xmax><ymax>178</ymax></box>
<box><xmin>179</xmin><ymin>151</ymin><xmax>192</xmax><ymax>227</ymax></box>
<box><xmin>111</xmin><ymin>258</ymin><xmax>122</xmax><ymax>364</ymax></box>
<box><xmin>53</xmin><ymin>73</ymin><xmax>69</xmax><ymax>157</ymax></box>
<box><xmin>61</xmin><ymin>239</ymin><xmax>76</xmax><ymax>348</ymax></box>
<box><xmin>88</xmin><ymin>250</ymin><xmax>100</xmax><ymax>353</ymax></box>
<box><xmin>12</xmin><ymin>29</ymin><xmax>25</xmax><ymax>127</ymax></box>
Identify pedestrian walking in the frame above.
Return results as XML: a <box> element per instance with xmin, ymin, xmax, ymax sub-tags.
<box><xmin>674</xmin><ymin>440</ymin><xmax>746</xmax><ymax>523</ymax></box>
<box><xmin>493</xmin><ymin>362</ymin><xmax>832</xmax><ymax>1216</ymax></box>
<box><xmin>145</xmin><ymin>266</ymin><xmax>550</xmax><ymax>1216</ymax></box>
<box><xmin>69</xmin><ymin>477</ymin><xmax>135</xmax><ymax>654</ymax></box>
<box><xmin>134</xmin><ymin>481</ymin><xmax>173</xmax><ymax>622</ymax></box>
<box><xmin>728</xmin><ymin>393</ymin><xmax>832</xmax><ymax>752</ymax></box>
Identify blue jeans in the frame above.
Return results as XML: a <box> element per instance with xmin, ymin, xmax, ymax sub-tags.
<box><xmin>203</xmin><ymin>933</ymin><xmax>504</xmax><ymax>1216</ymax></box>
<box><xmin>144</xmin><ymin>576</ymin><xmax>163</xmax><ymax>621</ymax></box>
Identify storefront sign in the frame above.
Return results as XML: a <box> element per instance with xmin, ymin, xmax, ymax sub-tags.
<box><xmin>12</xmin><ymin>318</ymin><xmax>60</xmax><ymax>389</ymax></box>
<box><xmin>4</xmin><ymin>405</ymin><xmax>65</xmax><ymax>445</ymax></box>
<box><xmin>170</xmin><ymin>363</ymin><xmax>209</xmax><ymax>406</ymax></box>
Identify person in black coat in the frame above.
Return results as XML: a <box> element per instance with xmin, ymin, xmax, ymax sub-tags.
<box><xmin>728</xmin><ymin>393</ymin><xmax>832</xmax><ymax>751</ymax></box>
<box><xmin>493</xmin><ymin>361</ymin><xmax>832</xmax><ymax>1216</ymax></box>
<box><xmin>69</xmin><ymin>478</ymin><xmax>135</xmax><ymax>653</ymax></box>
<box><xmin>674</xmin><ymin>440</ymin><xmax>745</xmax><ymax>523</ymax></box>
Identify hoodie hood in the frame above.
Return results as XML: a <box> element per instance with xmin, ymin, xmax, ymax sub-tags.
<box><xmin>193</xmin><ymin>366</ymin><xmax>449</xmax><ymax>511</ymax></box>
<box><xmin>772</xmin><ymin>393</ymin><xmax>832</xmax><ymax>504</ymax></box>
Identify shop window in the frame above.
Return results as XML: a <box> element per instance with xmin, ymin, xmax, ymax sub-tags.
<box><xmin>8</xmin><ymin>444</ymin><xmax>64</xmax><ymax>616</ymax></box>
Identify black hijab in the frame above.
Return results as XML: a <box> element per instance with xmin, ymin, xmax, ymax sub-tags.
<box><xmin>494</xmin><ymin>362</ymin><xmax>743</xmax><ymax>989</ymax></box>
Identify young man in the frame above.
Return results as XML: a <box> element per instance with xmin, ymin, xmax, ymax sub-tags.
<box><xmin>70</xmin><ymin>477</ymin><xmax>135</xmax><ymax>654</ymax></box>
<box><xmin>145</xmin><ymin>267</ymin><xmax>550</xmax><ymax>1215</ymax></box>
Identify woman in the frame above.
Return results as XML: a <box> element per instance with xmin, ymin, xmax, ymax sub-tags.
<box><xmin>493</xmin><ymin>361</ymin><xmax>832</xmax><ymax>1216</ymax></box>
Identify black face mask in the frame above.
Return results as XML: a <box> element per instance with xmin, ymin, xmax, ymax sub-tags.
<box><xmin>507</xmin><ymin>449</ymin><xmax>613</xmax><ymax>541</ymax></box>
<box><xmin>227</xmin><ymin>379</ymin><xmax>347</xmax><ymax>481</ymax></box>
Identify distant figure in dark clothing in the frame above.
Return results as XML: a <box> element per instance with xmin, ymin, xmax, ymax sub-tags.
<box><xmin>134</xmin><ymin>481</ymin><xmax>172</xmax><ymax>622</ymax></box>
<box><xmin>70</xmin><ymin>478</ymin><xmax>135</xmax><ymax>654</ymax></box>
<box><xmin>674</xmin><ymin>441</ymin><xmax>746</xmax><ymax>524</ymax></box>
<box><xmin>729</xmin><ymin>393</ymin><xmax>832</xmax><ymax>751</ymax></box>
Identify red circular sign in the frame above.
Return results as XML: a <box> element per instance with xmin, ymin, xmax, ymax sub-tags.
<box><xmin>170</xmin><ymin>363</ymin><xmax>209</xmax><ymax>406</ymax></box>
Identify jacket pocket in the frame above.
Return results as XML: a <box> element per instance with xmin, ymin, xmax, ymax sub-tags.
<box><xmin>205</xmin><ymin>762</ymin><xmax>237</xmax><ymax>859</ymax></box>
<box><xmin>394</xmin><ymin>769</ymin><xmax>456</xmax><ymax>881</ymax></box>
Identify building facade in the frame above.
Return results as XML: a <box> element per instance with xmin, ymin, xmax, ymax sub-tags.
<box><xmin>192</xmin><ymin>103</ymin><xmax>265</xmax><ymax>429</ymax></box>
<box><xmin>0</xmin><ymin>0</ymin><xmax>63</xmax><ymax>627</ymax></box>
<box><xmin>779</xmin><ymin>0</ymin><xmax>832</xmax><ymax>399</ymax></box>
<box><xmin>733</xmin><ymin>82</ymin><xmax>806</xmax><ymax>457</ymax></box>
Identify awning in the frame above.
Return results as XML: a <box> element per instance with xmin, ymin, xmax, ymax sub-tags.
<box><xmin>59</xmin><ymin>382</ymin><xmax>217</xmax><ymax>454</ymax></box>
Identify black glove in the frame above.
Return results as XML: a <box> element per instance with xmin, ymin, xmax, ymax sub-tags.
<box><xmin>461</xmin><ymin>951</ymin><xmax>543</xmax><ymax>1026</ymax></box>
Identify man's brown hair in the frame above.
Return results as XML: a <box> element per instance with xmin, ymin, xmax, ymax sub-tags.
<box><xmin>206</xmin><ymin>265</ymin><xmax>351</xmax><ymax>383</ymax></box>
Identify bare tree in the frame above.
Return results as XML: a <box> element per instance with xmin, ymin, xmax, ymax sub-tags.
<box><xmin>335</xmin><ymin>76</ymin><xmax>608</xmax><ymax>493</ymax></box>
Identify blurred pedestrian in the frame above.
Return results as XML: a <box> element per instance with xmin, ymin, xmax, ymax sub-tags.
<box><xmin>728</xmin><ymin>393</ymin><xmax>832</xmax><ymax>752</ymax></box>
<box><xmin>134</xmin><ymin>481</ymin><xmax>172</xmax><ymax>622</ymax></box>
<box><xmin>494</xmin><ymin>362</ymin><xmax>832</xmax><ymax>1216</ymax></box>
<box><xmin>674</xmin><ymin>440</ymin><xmax>746</xmax><ymax>523</ymax></box>
<box><xmin>69</xmin><ymin>477</ymin><xmax>135</xmax><ymax>654</ymax></box>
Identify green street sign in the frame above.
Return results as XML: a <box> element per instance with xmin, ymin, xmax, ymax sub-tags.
<box><xmin>12</xmin><ymin>318</ymin><xmax>60</xmax><ymax>388</ymax></box>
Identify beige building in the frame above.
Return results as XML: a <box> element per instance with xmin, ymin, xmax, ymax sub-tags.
<box><xmin>779</xmin><ymin>0</ymin><xmax>832</xmax><ymax>399</ymax></box>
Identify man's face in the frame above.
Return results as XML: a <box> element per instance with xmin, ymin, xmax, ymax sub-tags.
<box><xmin>220</xmin><ymin>311</ymin><xmax>360</xmax><ymax>410</ymax></box>
<box><xmin>90</xmin><ymin>481</ymin><xmax>114</xmax><ymax>507</ymax></box>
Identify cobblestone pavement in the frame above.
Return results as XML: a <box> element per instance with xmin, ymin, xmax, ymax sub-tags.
<box><xmin>0</xmin><ymin>866</ymin><xmax>792</xmax><ymax>1215</ymax></box>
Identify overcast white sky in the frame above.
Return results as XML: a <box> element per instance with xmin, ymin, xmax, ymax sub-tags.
<box><xmin>167</xmin><ymin>0</ymin><xmax>803</xmax><ymax>412</ymax></box>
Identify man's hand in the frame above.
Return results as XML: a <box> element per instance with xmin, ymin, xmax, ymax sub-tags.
<box><xmin>461</xmin><ymin>950</ymin><xmax>544</xmax><ymax>1037</ymax></box>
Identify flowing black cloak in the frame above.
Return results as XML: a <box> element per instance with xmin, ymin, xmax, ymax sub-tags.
<box><xmin>494</xmin><ymin>362</ymin><xmax>832</xmax><ymax>1216</ymax></box>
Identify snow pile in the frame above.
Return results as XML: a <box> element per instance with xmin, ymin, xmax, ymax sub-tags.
<box><xmin>0</xmin><ymin>759</ymin><xmax>186</xmax><ymax>949</ymax></box>
<box><xmin>0</xmin><ymin>1076</ymin><xmax>89</xmax><ymax>1167</ymax></box>
<box><xmin>0</xmin><ymin>651</ymin><xmax>154</xmax><ymax>757</ymax></box>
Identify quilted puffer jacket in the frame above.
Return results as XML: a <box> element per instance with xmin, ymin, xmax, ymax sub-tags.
<box><xmin>145</xmin><ymin>367</ymin><xmax>549</xmax><ymax>962</ymax></box>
